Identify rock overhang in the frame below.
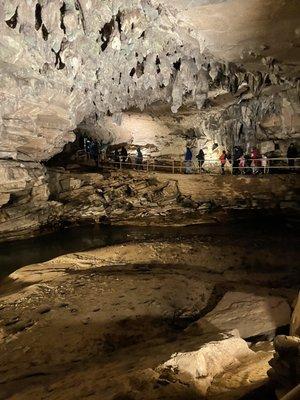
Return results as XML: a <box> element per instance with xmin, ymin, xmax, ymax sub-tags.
<box><xmin>1</xmin><ymin>0</ymin><xmax>299</xmax><ymax>163</ymax></box>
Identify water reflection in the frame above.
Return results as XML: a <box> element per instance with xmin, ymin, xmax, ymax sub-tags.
<box><xmin>0</xmin><ymin>213</ymin><xmax>295</xmax><ymax>279</ymax></box>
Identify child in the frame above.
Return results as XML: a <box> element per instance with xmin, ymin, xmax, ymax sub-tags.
<box><xmin>238</xmin><ymin>155</ymin><xmax>246</xmax><ymax>174</ymax></box>
<box><xmin>219</xmin><ymin>150</ymin><xmax>227</xmax><ymax>175</ymax></box>
<box><xmin>261</xmin><ymin>154</ymin><xmax>269</xmax><ymax>174</ymax></box>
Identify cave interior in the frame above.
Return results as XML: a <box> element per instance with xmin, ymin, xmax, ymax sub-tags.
<box><xmin>0</xmin><ymin>1</ymin><xmax>299</xmax><ymax>399</ymax></box>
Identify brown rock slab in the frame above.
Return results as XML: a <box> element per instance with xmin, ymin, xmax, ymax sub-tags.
<box><xmin>207</xmin><ymin>347</ymin><xmax>274</xmax><ymax>400</ymax></box>
<box><xmin>161</xmin><ymin>331</ymin><xmax>253</xmax><ymax>396</ymax></box>
<box><xmin>193</xmin><ymin>291</ymin><xmax>291</xmax><ymax>339</ymax></box>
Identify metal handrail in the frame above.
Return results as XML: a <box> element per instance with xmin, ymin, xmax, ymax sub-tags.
<box><xmin>102</xmin><ymin>157</ymin><xmax>300</xmax><ymax>164</ymax></box>
<box><xmin>97</xmin><ymin>157</ymin><xmax>300</xmax><ymax>175</ymax></box>
<box><xmin>47</xmin><ymin>154</ymin><xmax>299</xmax><ymax>177</ymax></box>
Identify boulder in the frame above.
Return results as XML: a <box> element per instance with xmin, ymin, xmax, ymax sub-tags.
<box><xmin>0</xmin><ymin>193</ymin><xmax>10</xmax><ymax>207</ymax></box>
<box><xmin>268</xmin><ymin>335</ymin><xmax>300</xmax><ymax>389</ymax></box>
<box><xmin>207</xmin><ymin>347</ymin><xmax>274</xmax><ymax>399</ymax></box>
<box><xmin>60</xmin><ymin>177</ymin><xmax>82</xmax><ymax>192</ymax></box>
<box><xmin>161</xmin><ymin>331</ymin><xmax>253</xmax><ymax>395</ymax></box>
<box><xmin>192</xmin><ymin>291</ymin><xmax>291</xmax><ymax>339</ymax></box>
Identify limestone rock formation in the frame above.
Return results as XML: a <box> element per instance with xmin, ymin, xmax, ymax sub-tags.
<box><xmin>159</xmin><ymin>331</ymin><xmax>276</xmax><ymax>399</ymax></box>
<box><xmin>161</xmin><ymin>332</ymin><xmax>253</xmax><ymax>395</ymax></box>
<box><xmin>191</xmin><ymin>291</ymin><xmax>291</xmax><ymax>339</ymax></box>
<box><xmin>207</xmin><ymin>344</ymin><xmax>274</xmax><ymax>400</ymax></box>
<box><xmin>1</xmin><ymin>0</ymin><xmax>298</xmax><ymax>161</ymax></box>
<box><xmin>1</xmin><ymin>168</ymin><xmax>299</xmax><ymax>242</ymax></box>
<box><xmin>161</xmin><ymin>0</ymin><xmax>300</xmax><ymax>78</ymax></box>
<box><xmin>0</xmin><ymin>0</ymin><xmax>299</xmax><ymax>241</ymax></box>
<box><xmin>268</xmin><ymin>335</ymin><xmax>300</xmax><ymax>394</ymax></box>
<box><xmin>0</xmin><ymin>0</ymin><xmax>217</xmax><ymax>163</ymax></box>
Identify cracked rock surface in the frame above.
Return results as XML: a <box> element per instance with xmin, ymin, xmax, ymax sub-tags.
<box><xmin>0</xmin><ymin>168</ymin><xmax>299</xmax><ymax>242</ymax></box>
<box><xmin>0</xmin><ymin>227</ymin><xmax>299</xmax><ymax>399</ymax></box>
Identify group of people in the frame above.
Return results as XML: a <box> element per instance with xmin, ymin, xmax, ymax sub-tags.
<box><xmin>81</xmin><ymin>137</ymin><xmax>145</xmax><ymax>170</ymax></box>
<box><xmin>109</xmin><ymin>146</ymin><xmax>144</xmax><ymax>169</ymax></box>
<box><xmin>218</xmin><ymin>147</ymin><xmax>268</xmax><ymax>175</ymax></box>
<box><xmin>185</xmin><ymin>143</ymin><xmax>298</xmax><ymax>175</ymax></box>
<box><xmin>82</xmin><ymin>136</ymin><xmax>297</xmax><ymax>175</ymax></box>
<box><xmin>85</xmin><ymin>139</ymin><xmax>100</xmax><ymax>165</ymax></box>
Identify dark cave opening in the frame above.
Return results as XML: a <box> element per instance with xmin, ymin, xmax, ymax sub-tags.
<box><xmin>60</xmin><ymin>2</ymin><xmax>67</xmax><ymax>34</ymax></box>
<box><xmin>35</xmin><ymin>3</ymin><xmax>42</xmax><ymax>30</ymax></box>
<box><xmin>5</xmin><ymin>7</ymin><xmax>18</xmax><ymax>29</ymax></box>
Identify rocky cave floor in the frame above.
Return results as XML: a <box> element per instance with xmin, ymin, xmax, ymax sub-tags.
<box><xmin>0</xmin><ymin>223</ymin><xmax>299</xmax><ymax>400</ymax></box>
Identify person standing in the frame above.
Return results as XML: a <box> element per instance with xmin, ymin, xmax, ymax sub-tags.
<box><xmin>287</xmin><ymin>143</ymin><xmax>298</xmax><ymax>171</ymax></box>
<box><xmin>251</xmin><ymin>147</ymin><xmax>262</xmax><ymax>174</ymax></box>
<box><xmin>114</xmin><ymin>148</ymin><xmax>120</xmax><ymax>168</ymax></box>
<box><xmin>185</xmin><ymin>147</ymin><xmax>193</xmax><ymax>174</ymax></box>
<box><xmin>238</xmin><ymin>154</ymin><xmax>246</xmax><ymax>174</ymax></box>
<box><xmin>136</xmin><ymin>147</ymin><xmax>143</xmax><ymax>170</ymax></box>
<box><xmin>219</xmin><ymin>150</ymin><xmax>227</xmax><ymax>175</ymax></box>
<box><xmin>262</xmin><ymin>154</ymin><xmax>269</xmax><ymax>174</ymax></box>
<box><xmin>120</xmin><ymin>146</ymin><xmax>128</xmax><ymax>164</ymax></box>
<box><xmin>233</xmin><ymin>146</ymin><xmax>243</xmax><ymax>175</ymax></box>
<box><xmin>196</xmin><ymin>148</ymin><xmax>206</xmax><ymax>173</ymax></box>
<box><xmin>244</xmin><ymin>153</ymin><xmax>252</xmax><ymax>174</ymax></box>
<box><xmin>94</xmin><ymin>141</ymin><xmax>100</xmax><ymax>167</ymax></box>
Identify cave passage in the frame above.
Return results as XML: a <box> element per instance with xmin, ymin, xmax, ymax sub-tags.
<box><xmin>0</xmin><ymin>1</ymin><xmax>299</xmax><ymax>399</ymax></box>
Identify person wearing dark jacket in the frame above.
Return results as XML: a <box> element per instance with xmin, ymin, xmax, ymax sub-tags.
<box><xmin>287</xmin><ymin>143</ymin><xmax>298</xmax><ymax>170</ymax></box>
<box><xmin>185</xmin><ymin>147</ymin><xmax>193</xmax><ymax>173</ymax></box>
<box><xmin>244</xmin><ymin>153</ymin><xmax>252</xmax><ymax>174</ymax></box>
<box><xmin>233</xmin><ymin>146</ymin><xmax>243</xmax><ymax>175</ymax></box>
<box><xmin>121</xmin><ymin>146</ymin><xmax>128</xmax><ymax>164</ymax></box>
<box><xmin>196</xmin><ymin>148</ymin><xmax>206</xmax><ymax>173</ymax></box>
<box><xmin>136</xmin><ymin>147</ymin><xmax>143</xmax><ymax>170</ymax></box>
<box><xmin>114</xmin><ymin>148</ymin><xmax>120</xmax><ymax>168</ymax></box>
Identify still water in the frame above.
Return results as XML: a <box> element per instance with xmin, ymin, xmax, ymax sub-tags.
<box><xmin>0</xmin><ymin>213</ymin><xmax>297</xmax><ymax>279</ymax></box>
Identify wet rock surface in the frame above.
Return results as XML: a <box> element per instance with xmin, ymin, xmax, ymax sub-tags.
<box><xmin>0</xmin><ymin>228</ymin><xmax>299</xmax><ymax>399</ymax></box>
<box><xmin>0</xmin><ymin>1</ymin><xmax>299</xmax><ymax>398</ymax></box>
<box><xmin>192</xmin><ymin>291</ymin><xmax>291</xmax><ymax>339</ymax></box>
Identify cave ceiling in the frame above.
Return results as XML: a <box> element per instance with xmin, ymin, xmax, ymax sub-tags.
<box><xmin>0</xmin><ymin>0</ymin><xmax>299</xmax><ymax>163</ymax></box>
<box><xmin>161</xmin><ymin>0</ymin><xmax>300</xmax><ymax>76</ymax></box>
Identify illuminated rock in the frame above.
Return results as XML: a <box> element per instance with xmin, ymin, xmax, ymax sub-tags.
<box><xmin>161</xmin><ymin>331</ymin><xmax>254</xmax><ymax>395</ymax></box>
<box><xmin>192</xmin><ymin>291</ymin><xmax>291</xmax><ymax>339</ymax></box>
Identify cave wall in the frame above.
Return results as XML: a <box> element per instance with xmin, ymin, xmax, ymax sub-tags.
<box><xmin>98</xmin><ymin>85</ymin><xmax>299</xmax><ymax>162</ymax></box>
<box><xmin>0</xmin><ymin>167</ymin><xmax>299</xmax><ymax>243</ymax></box>
<box><xmin>0</xmin><ymin>0</ymin><xmax>202</xmax><ymax>216</ymax></box>
<box><xmin>0</xmin><ymin>0</ymin><xmax>214</xmax><ymax>163</ymax></box>
<box><xmin>0</xmin><ymin>0</ymin><xmax>220</xmax><ymax>212</ymax></box>
<box><xmin>0</xmin><ymin>0</ymin><xmax>299</xmax><ymax>241</ymax></box>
